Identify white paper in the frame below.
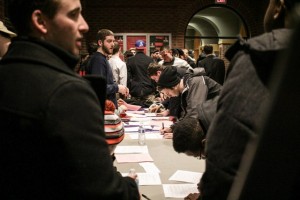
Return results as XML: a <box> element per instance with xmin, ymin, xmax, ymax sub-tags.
<box><xmin>115</xmin><ymin>146</ymin><xmax>149</xmax><ymax>154</ymax></box>
<box><xmin>163</xmin><ymin>184</ymin><xmax>198</xmax><ymax>198</ymax></box>
<box><xmin>121</xmin><ymin>172</ymin><xmax>162</xmax><ymax>185</ymax></box>
<box><xmin>169</xmin><ymin>170</ymin><xmax>203</xmax><ymax>184</ymax></box>
<box><xmin>127</xmin><ymin>121</ymin><xmax>149</xmax><ymax>126</ymax></box>
<box><xmin>124</xmin><ymin>127</ymin><xmax>139</xmax><ymax>132</ymax></box>
<box><xmin>127</xmin><ymin>133</ymin><xmax>163</xmax><ymax>140</ymax></box>
<box><xmin>139</xmin><ymin>162</ymin><xmax>161</xmax><ymax>173</ymax></box>
<box><xmin>137</xmin><ymin>173</ymin><xmax>162</xmax><ymax>185</ymax></box>
<box><xmin>126</xmin><ymin>110</ymin><xmax>145</xmax><ymax>115</ymax></box>
<box><xmin>126</xmin><ymin>113</ymin><xmax>147</xmax><ymax>118</ymax></box>
<box><xmin>145</xmin><ymin>113</ymin><xmax>157</xmax><ymax>117</ymax></box>
<box><xmin>115</xmin><ymin>153</ymin><xmax>154</xmax><ymax>163</ymax></box>
<box><xmin>129</xmin><ymin>117</ymin><xmax>150</xmax><ymax>122</ymax></box>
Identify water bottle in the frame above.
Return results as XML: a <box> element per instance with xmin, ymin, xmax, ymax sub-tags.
<box><xmin>138</xmin><ymin>123</ymin><xmax>146</xmax><ymax>145</ymax></box>
<box><xmin>128</xmin><ymin>168</ymin><xmax>139</xmax><ymax>186</ymax></box>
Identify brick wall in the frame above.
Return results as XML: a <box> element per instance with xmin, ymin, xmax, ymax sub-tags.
<box><xmin>82</xmin><ymin>0</ymin><xmax>268</xmax><ymax>49</ymax></box>
<box><xmin>0</xmin><ymin>0</ymin><xmax>268</xmax><ymax>49</ymax></box>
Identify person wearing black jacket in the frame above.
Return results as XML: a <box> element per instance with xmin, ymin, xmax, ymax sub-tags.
<box><xmin>0</xmin><ymin>0</ymin><xmax>139</xmax><ymax>199</ymax></box>
<box><xmin>127</xmin><ymin>40</ymin><xmax>156</xmax><ymax>106</ymax></box>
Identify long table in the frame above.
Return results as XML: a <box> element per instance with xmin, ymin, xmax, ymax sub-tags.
<box><xmin>114</xmin><ymin>115</ymin><xmax>205</xmax><ymax>200</ymax></box>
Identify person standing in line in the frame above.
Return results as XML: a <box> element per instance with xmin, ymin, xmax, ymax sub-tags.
<box><xmin>183</xmin><ymin>48</ymin><xmax>196</xmax><ymax>68</ymax></box>
<box><xmin>0</xmin><ymin>0</ymin><xmax>139</xmax><ymax>199</ymax></box>
<box><xmin>87</xmin><ymin>29</ymin><xmax>129</xmax><ymax>107</ymax></box>
<box><xmin>197</xmin><ymin>44</ymin><xmax>225</xmax><ymax>85</ymax></box>
<box><xmin>159</xmin><ymin>45</ymin><xmax>192</xmax><ymax>70</ymax></box>
<box><xmin>184</xmin><ymin>0</ymin><xmax>297</xmax><ymax>199</ymax></box>
<box><xmin>127</xmin><ymin>40</ymin><xmax>156</xmax><ymax>106</ymax></box>
<box><xmin>151</xmin><ymin>49</ymin><xmax>162</xmax><ymax>63</ymax></box>
<box><xmin>108</xmin><ymin>42</ymin><xmax>127</xmax><ymax>86</ymax></box>
<box><xmin>0</xmin><ymin>20</ymin><xmax>16</xmax><ymax>59</ymax></box>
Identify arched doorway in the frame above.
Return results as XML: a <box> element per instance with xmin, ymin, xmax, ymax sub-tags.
<box><xmin>185</xmin><ymin>6</ymin><xmax>248</xmax><ymax>65</ymax></box>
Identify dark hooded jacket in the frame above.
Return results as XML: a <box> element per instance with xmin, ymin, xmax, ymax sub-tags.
<box><xmin>199</xmin><ymin>29</ymin><xmax>292</xmax><ymax>200</ymax></box>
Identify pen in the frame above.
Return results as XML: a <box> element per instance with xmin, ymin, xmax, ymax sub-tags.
<box><xmin>162</xmin><ymin>122</ymin><xmax>164</xmax><ymax>129</ymax></box>
<box><xmin>142</xmin><ymin>194</ymin><xmax>151</xmax><ymax>200</ymax></box>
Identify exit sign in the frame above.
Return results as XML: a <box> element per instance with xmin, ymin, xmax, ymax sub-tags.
<box><xmin>215</xmin><ymin>0</ymin><xmax>227</xmax><ymax>3</ymax></box>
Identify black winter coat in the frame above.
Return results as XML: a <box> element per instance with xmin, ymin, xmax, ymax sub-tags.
<box><xmin>0</xmin><ymin>38</ymin><xmax>139</xmax><ymax>200</ymax></box>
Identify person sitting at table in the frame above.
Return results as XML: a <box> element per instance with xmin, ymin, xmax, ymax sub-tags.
<box><xmin>157</xmin><ymin>66</ymin><xmax>221</xmax><ymax>139</ymax></box>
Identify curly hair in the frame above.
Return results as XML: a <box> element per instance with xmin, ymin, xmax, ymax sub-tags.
<box><xmin>173</xmin><ymin>117</ymin><xmax>205</xmax><ymax>153</ymax></box>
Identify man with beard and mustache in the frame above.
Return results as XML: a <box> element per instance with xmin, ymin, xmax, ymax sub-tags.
<box><xmin>87</xmin><ymin>29</ymin><xmax>129</xmax><ymax>107</ymax></box>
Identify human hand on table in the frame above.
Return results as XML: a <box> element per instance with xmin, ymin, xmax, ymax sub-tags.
<box><xmin>160</xmin><ymin>127</ymin><xmax>173</xmax><ymax>139</ymax></box>
<box><xmin>184</xmin><ymin>193</ymin><xmax>200</xmax><ymax>200</ymax></box>
<box><xmin>118</xmin><ymin>85</ymin><xmax>129</xmax><ymax>97</ymax></box>
<box><xmin>118</xmin><ymin>98</ymin><xmax>128</xmax><ymax>107</ymax></box>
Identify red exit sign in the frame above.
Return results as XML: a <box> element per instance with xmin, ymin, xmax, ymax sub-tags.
<box><xmin>215</xmin><ymin>0</ymin><xmax>227</xmax><ymax>3</ymax></box>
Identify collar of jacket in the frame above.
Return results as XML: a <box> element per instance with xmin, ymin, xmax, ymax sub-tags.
<box><xmin>2</xmin><ymin>36</ymin><xmax>79</xmax><ymax>74</ymax></box>
<box><xmin>225</xmin><ymin>29</ymin><xmax>292</xmax><ymax>86</ymax></box>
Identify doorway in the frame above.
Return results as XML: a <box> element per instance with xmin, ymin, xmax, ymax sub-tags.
<box><xmin>185</xmin><ymin>6</ymin><xmax>248</xmax><ymax>64</ymax></box>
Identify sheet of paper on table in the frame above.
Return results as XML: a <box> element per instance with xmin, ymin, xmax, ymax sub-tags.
<box><xmin>163</xmin><ymin>184</ymin><xmax>198</xmax><ymax>198</ymax></box>
<box><xmin>122</xmin><ymin>172</ymin><xmax>162</xmax><ymax>185</ymax></box>
<box><xmin>126</xmin><ymin>133</ymin><xmax>163</xmax><ymax>140</ymax></box>
<box><xmin>115</xmin><ymin>145</ymin><xmax>149</xmax><ymax>154</ymax></box>
<box><xmin>124</xmin><ymin>126</ymin><xmax>139</xmax><ymax>132</ymax></box>
<box><xmin>169</xmin><ymin>170</ymin><xmax>203</xmax><ymax>184</ymax></box>
<box><xmin>115</xmin><ymin>153</ymin><xmax>154</xmax><ymax>163</ymax></box>
<box><xmin>139</xmin><ymin>162</ymin><xmax>161</xmax><ymax>173</ymax></box>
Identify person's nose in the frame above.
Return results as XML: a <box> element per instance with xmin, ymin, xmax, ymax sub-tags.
<box><xmin>79</xmin><ymin>14</ymin><xmax>89</xmax><ymax>33</ymax></box>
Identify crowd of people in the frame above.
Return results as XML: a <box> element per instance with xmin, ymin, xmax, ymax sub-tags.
<box><xmin>0</xmin><ymin>0</ymin><xmax>298</xmax><ymax>199</ymax></box>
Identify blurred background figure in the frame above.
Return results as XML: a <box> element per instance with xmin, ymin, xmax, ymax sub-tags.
<box><xmin>0</xmin><ymin>20</ymin><xmax>16</xmax><ymax>59</ymax></box>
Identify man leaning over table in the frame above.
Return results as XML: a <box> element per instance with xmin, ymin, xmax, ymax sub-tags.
<box><xmin>157</xmin><ymin>66</ymin><xmax>221</xmax><ymax>139</ymax></box>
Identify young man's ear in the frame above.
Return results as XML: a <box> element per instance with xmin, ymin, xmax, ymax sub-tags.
<box><xmin>97</xmin><ymin>40</ymin><xmax>103</xmax><ymax>47</ymax></box>
<box><xmin>31</xmin><ymin>10</ymin><xmax>47</xmax><ymax>34</ymax></box>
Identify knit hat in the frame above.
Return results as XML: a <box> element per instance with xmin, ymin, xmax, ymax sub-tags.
<box><xmin>157</xmin><ymin>66</ymin><xmax>180</xmax><ymax>89</ymax></box>
<box><xmin>104</xmin><ymin>111</ymin><xmax>125</xmax><ymax>145</ymax></box>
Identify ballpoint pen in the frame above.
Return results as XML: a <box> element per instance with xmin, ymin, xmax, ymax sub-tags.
<box><xmin>142</xmin><ymin>194</ymin><xmax>151</xmax><ymax>200</ymax></box>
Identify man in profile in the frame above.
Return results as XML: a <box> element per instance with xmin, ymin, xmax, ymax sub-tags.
<box><xmin>0</xmin><ymin>0</ymin><xmax>139</xmax><ymax>199</ymax></box>
<box><xmin>87</xmin><ymin>29</ymin><xmax>129</xmax><ymax>107</ymax></box>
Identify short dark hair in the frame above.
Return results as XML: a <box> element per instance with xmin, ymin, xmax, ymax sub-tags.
<box><xmin>147</xmin><ymin>62</ymin><xmax>163</xmax><ymax>76</ymax></box>
<box><xmin>160</xmin><ymin>45</ymin><xmax>170</xmax><ymax>52</ymax></box>
<box><xmin>87</xmin><ymin>42</ymin><xmax>98</xmax><ymax>55</ymax></box>
<box><xmin>112</xmin><ymin>42</ymin><xmax>120</xmax><ymax>55</ymax></box>
<box><xmin>203</xmin><ymin>45</ymin><xmax>213</xmax><ymax>54</ymax></box>
<box><xmin>173</xmin><ymin>117</ymin><xmax>205</xmax><ymax>153</ymax></box>
<box><xmin>96</xmin><ymin>29</ymin><xmax>114</xmax><ymax>42</ymax></box>
<box><xmin>7</xmin><ymin>0</ymin><xmax>60</xmax><ymax>36</ymax></box>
